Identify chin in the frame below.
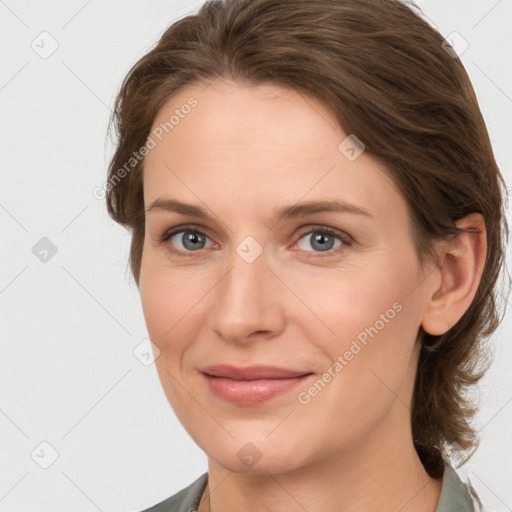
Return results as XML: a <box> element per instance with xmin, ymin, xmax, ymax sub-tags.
<box><xmin>194</xmin><ymin>429</ymin><xmax>310</xmax><ymax>475</ymax></box>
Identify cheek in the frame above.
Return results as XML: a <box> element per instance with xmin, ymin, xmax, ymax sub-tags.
<box><xmin>305</xmin><ymin>253</ymin><xmax>420</xmax><ymax>378</ymax></box>
<box><xmin>139</xmin><ymin>253</ymin><xmax>218</xmax><ymax>381</ymax></box>
<box><xmin>139</xmin><ymin>275</ymin><xmax>172</xmax><ymax>342</ymax></box>
<box><xmin>299</xmin><ymin>262</ymin><xmax>403</xmax><ymax>341</ymax></box>
<box><xmin>139</xmin><ymin>259</ymin><xmax>196</xmax><ymax>351</ymax></box>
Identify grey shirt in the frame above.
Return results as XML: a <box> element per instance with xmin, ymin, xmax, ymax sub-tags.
<box><xmin>140</xmin><ymin>462</ymin><xmax>483</xmax><ymax>512</ymax></box>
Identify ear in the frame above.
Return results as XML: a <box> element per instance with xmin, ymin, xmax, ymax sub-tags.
<box><xmin>421</xmin><ymin>213</ymin><xmax>487</xmax><ymax>336</ymax></box>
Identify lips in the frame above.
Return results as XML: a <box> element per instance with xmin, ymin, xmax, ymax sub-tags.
<box><xmin>200</xmin><ymin>364</ymin><xmax>314</xmax><ymax>405</ymax></box>
<box><xmin>201</xmin><ymin>364</ymin><xmax>311</xmax><ymax>380</ymax></box>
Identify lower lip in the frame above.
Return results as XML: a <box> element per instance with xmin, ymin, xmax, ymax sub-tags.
<box><xmin>202</xmin><ymin>373</ymin><xmax>314</xmax><ymax>405</ymax></box>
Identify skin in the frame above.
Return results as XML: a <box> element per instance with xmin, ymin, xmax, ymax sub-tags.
<box><xmin>139</xmin><ymin>79</ymin><xmax>487</xmax><ymax>512</ymax></box>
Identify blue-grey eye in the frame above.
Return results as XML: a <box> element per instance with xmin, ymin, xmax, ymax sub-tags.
<box><xmin>170</xmin><ymin>230</ymin><xmax>210</xmax><ymax>251</ymax></box>
<box><xmin>297</xmin><ymin>231</ymin><xmax>343</xmax><ymax>252</ymax></box>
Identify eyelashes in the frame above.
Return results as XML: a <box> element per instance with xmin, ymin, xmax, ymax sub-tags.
<box><xmin>157</xmin><ymin>224</ymin><xmax>353</xmax><ymax>258</ymax></box>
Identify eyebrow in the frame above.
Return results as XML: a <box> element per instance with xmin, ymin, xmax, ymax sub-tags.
<box><xmin>145</xmin><ymin>198</ymin><xmax>373</xmax><ymax>222</ymax></box>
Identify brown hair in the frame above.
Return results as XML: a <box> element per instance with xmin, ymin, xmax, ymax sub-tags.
<box><xmin>105</xmin><ymin>0</ymin><xmax>509</xmax><ymax>478</ymax></box>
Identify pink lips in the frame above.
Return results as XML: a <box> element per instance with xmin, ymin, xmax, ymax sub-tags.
<box><xmin>201</xmin><ymin>364</ymin><xmax>314</xmax><ymax>405</ymax></box>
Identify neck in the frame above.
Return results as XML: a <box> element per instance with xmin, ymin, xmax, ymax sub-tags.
<box><xmin>198</xmin><ymin>402</ymin><xmax>443</xmax><ymax>512</ymax></box>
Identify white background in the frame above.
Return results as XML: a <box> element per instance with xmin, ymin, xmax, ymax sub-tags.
<box><xmin>0</xmin><ymin>1</ymin><xmax>511</xmax><ymax>511</ymax></box>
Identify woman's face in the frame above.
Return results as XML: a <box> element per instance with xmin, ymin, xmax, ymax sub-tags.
<box><xmin>139</xmin><ymin>80</ymin><xmax>435</xmax><ymax>473</ymax></box>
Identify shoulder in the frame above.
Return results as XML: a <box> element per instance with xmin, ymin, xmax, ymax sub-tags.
<box><xmin>137</xmin><ymin>465</ymin><xmax>485</xmax><ymax>512</ymax></box>
<box><xmin>436</xmin><ymin>462</ymin><xmax>485</xmax><ymax>512</ymax></box>
<box><xmin>139</xmin><ymin>472</ymin><xmax>208</xmax><ymax>512</ymax></box>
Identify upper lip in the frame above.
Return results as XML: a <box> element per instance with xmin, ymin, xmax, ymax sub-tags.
<box><xmin>201</xmin><ymin>364</ymin><xmax>312</xmax><ymax>380</ymax></box>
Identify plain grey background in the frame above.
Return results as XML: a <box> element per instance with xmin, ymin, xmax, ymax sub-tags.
<box><xmin>1</xmin><ymin>1</ymin><xmax>511</xmax><ymax>511</ymax></box>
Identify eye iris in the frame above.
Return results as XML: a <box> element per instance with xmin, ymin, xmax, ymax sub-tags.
<box><xmin>182</xmin><ymin>231</ymin><xmax>205</xmax><ymax>250</ymax></box>
<box><xmin>311</xmin><ymin>233</ymin><xmax>334</xmax><ymax>252</ymax></box>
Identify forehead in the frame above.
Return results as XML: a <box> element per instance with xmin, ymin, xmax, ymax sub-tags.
<box><xmin>147</xmin><ymin>80</ymin><xmax>340</xmax><ymax>160</ymax></box>
<box><xmin>142</xmin><ymin>80</ymin><xmax>408</xmax><ymax>228</ymax></box>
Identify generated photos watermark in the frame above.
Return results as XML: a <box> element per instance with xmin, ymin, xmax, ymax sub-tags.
<box><xmin>297</xmin><ymin>301</ymin><xmax>403</xmax><ymax>405</ymax></box>
<box><xmin>93</xmin><ymin>96</ymin><xmax>198</xmax><ymax>200</ymax></box>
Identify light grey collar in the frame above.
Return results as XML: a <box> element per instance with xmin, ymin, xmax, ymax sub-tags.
<box><xmin>435</xmin><ymin>462</ymin><xmax>484</xmax><ymax>511</ymax></box>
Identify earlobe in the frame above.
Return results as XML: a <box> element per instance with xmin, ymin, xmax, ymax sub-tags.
<box><xmin>421</xmin><ymin>213</ymin><xmax>487</xmax><ymax>337</ymax></box>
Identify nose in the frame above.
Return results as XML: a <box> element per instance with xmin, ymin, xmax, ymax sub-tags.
<box><xmin>208</xmin><ymin>245</ymin><xmax>286</xmax><ymax>344</ymax></box>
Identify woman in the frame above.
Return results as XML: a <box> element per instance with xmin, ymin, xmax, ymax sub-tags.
<box><xmin>106</xmin><ymin>0</ymin><xmax>508</xmax><ymax>510</ymax></box>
